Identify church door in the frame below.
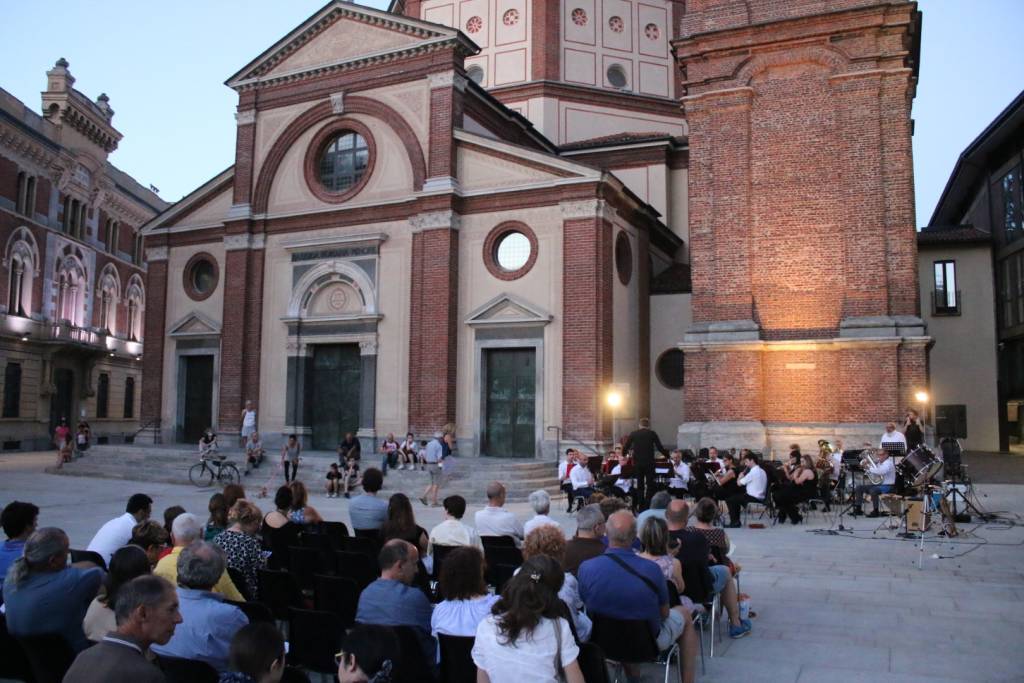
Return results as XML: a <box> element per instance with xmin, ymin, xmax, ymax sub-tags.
<box><xmin>311</xmin><ymin>344</ymin><xmax>361</xmax><ymax>450</ymax></box>
<box><xmin>49</xmin><ymin>368</ymin><xmax>74</xmax><ymax>436</ymax></box>
<box><xmin>182</xmin><ymin>355</ymin><xmax>214</xmax><ymax>443</ymax></box>
<box><xmin>483</xmin><ymin>348</ymin><xmax>536</xmax><ymax>457</ymax></box>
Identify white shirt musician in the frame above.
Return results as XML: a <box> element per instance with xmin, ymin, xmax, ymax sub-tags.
<box><xmin>610</xmin><ymin>463</ymin><xmax>632</xmax><ymax>494</ymax></box>
<box><xmin>569</xmin><ymin>458</ymin><xmax>595</xmax><ymax>493</ymax></box>
<box><xmin>725</xmin><ymin>454</ymin><xmax>767</xmax><ymax>527</ymax></box>
<box><xmin>853</xmin><ymin>450</ymin><xmax>896</xmax><ymax>517</ymax></box>
<box><xmin>830</xmin><ymin>440</ymin><xmax>844</xmax><ymax>481</ymax></box>
<box><xmin>667</xmin><ymin>452</ymin><xmax>690</xmax><ymax>492</ymax></box>
<box><xmin>880</xmin><ymin>423</ymin><xmax>907</xmax><ymax>454</ymax></box>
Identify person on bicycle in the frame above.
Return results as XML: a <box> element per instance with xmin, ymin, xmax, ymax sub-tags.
<box><xmin>199</xmin><ymin>428</ymin><xmax>220</xmax><ymax>460</ymax></box>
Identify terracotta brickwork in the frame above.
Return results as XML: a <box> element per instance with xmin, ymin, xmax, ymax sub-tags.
<box><xmin>141</xmin><ymin>255</ymin><xmax>168</xmax><ymax>427</ymax></box>
<box><xmin>217</xmin><ymin>243</ymin><xmax>265</xmax><ymax>433</ymax></box>
<box><xmin>233</xmin><ymin>118</ymin><xmax>256</xmax><ymax>205</ymax></box>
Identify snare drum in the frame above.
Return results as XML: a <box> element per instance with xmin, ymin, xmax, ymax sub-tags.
<box><xmin>897</xmin><ymin>446</ymin><xmax>943</xmax><ymax>487</ymax></box>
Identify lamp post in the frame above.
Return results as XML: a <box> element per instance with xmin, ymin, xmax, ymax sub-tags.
<box><xmin>914</xmin><ymin>390</ymin><xmax>930</xmax><ymax>447</ymax></box>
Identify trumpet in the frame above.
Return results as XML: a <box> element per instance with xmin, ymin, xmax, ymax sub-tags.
<box><xmin>859</xmin><ymin>449</ymin><xmax>884</xmax><ymax>485</ymax></box>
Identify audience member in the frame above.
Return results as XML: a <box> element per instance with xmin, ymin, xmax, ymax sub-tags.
<box><xmin>337</xmin><ymin>624</ymin><xmax>399</xmax><ymax>683</ymax></box>
<box><xmin>597</xmin><ymin>496</ymin><xmax>629</xmax><ymax>521</ymax></box>
<box><xmin>87</xmin><ymin>493</ymin><xmax>153</xmax><ymax>564</ymax></box>
<box><xmin>223</xmin><ymin>484</ymin><xmax>246</xmax><ymax>511</ymax></box>
<box><xmin>522</xmin><ymin>525</ymin><xmax>592</xmax><ymax>642</ymax></box>
<box><xmin>577</xmin><ymin>511</ymin><xmax>700</xmax><ymax>683</ymax></box>
<box><xmin>84</xmin><ymin>544</ymin><xmax>151</xmax><ymax>641</ymax></box>
<box><xmin>637</xmin><ymin>490</ymin><xmax>671</xmax><ymax>530</ymax></box>
<box><xmin>474</xmin><ymin>482</ymin><xmax>524</xmax><ymax>544</ymax></box>
<box><xmin>726</xmin><ymin>453</ymin><xmax>767</xmax><ymax>528</ymax></box>
<box><xmin>431</xmin><ymin>546</ymin><xmax>498</xmax><ymax>638</ymax></box>
<box><xmin>287</xmin><ymin>481</ymin><xmax>323</xmax><ymax>525</ymax></box>
<box><xmin>151</xmin><ymin>541</ymin><xmax>249</xmax><ymax>672</ymax></box>
<box><xmin>0</xmin><ymin>500</ymin><xmax>38</xmax><ymax>599</ymax></box>
<box><xmin>472</xmin><ymin>555</ymin><xmax>584</xmax><ymax>683</ymax></box>
<box><xmin>564</xmin><ymin>504</ymin><xmax>607</xmax><ymax>575</ymax></box>
<box><xmin>524</xmin><ymin>490</ymin><xmax>563</xmax><ymax>538</ymax></box>
<box><xmin>205</xmin><ymin>493</ymin><xmax>229</xmax><ymax>541</ymax></box>
<box><xmin>686</xmin><ymin>498</ymin><xmax>749</xmax><ymax>633</ymax></box>
<box><xmin>355</xmin><ymin>539</ymin><xmax>434</xmax><ymax>664</ymax></box>
<box><xmin>159</xmin><ymin>506</ymin><xmax>186</xmax><ymax>560</ymax></box>
<box><xmin>428</xmin><ymin>495</ymin><xmax>483</xmax><ymax>554</ymax></box>
<box><xmin>2</xmin><ymin>527</ymin><xmax>103</xmax><ymax>652</ymax></box>
<box><xmin>213</xmin><ymin>500</ymin><xmax>266</xmax><ymax>600</ymax></box>
<box><xmin>154</xmin><ymin>513</ymin><xmax>243</xmax><ymax>601</ymax></box>
<box><xmin>130</xmin><ymin>520</ymin><xmax>170</xmax><ymax>568</ymax></box>
<box><xmin>687</xmin><ymin>497</ymin><xmax>742</xmax><ymax>576</ymax></box>
<box><xmin>664</xmin><ymin>500</ymin><xmax>714</xmax><ymax>604</ymax></box>
<box><xmin>64</xmin><ymin>575</ymin><xmax>181</xmax><ymax>683</ymax></box>
<box><xmin>349</xmin><ymin>468</ymin><xmax>389</xmax><ymax>532</ymax></box>
<box><xmin>220</xmin><ymin>622</ymin><xmax>287</xmax><ymax>683</ymax></box>
<box><xmin>381</xmin><ymin>493</ymin><xmax>429</xmax><ymax>556</ymax></box>
<box><xmin>637</xmin><ymin>517</ymin><xmax>690</xmax><ymax>607</ymax></box>
<box><xmin>326</xmin><ymin>463</ymin><xmax>343</xmax><ymax>498</ymax></box>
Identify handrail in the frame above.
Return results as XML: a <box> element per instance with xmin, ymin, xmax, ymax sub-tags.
<box><xmin>129</xmin><ymin>418</ymin><xmax>161</xmax><ymax>440</ymax></box>
<box><xmin>546</xmin><ymin>426</ymin><xmax>602</xmax><ymax>459</ymax></box>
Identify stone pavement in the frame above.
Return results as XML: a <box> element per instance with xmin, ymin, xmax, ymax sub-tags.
<box><xmin>2</xmin><ymin>451</ymin><xmax>1023</xmax><ymax>682</ymax></box>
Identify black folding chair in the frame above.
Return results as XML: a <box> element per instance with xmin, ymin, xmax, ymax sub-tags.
<box><xmin>155</xmin><ymin>654</ymin><xmax>218</xmax><ymax>683</ymax></box>
<box><xmin>343</xmin><ymin>534</ymin><xmax>378</xmax><ymax>560</ymax></box>
<box><xmin>226</xmin><ymin>566</ymin><xmax>254</xmax><ymax>602</ymax></box>
<box><xmin>576</xmin><ymin>641</ymin><xmax>612</xmax><ymax>683</ymax></box>
<box><xmin>0</xmin><ymin>614</ymin><xmax>33</xmax><ymax>683</ymax></box>
<box><xmin>225</xmin><ymin>599</ymin><xmax>274</xmax><ymax>624</ymax></box>
<box><xmin>589</xmin><ymin>614</ymin><xmax>683</xmax><ymax>683</ymax></box>
<box><xmin>480</xmin><ymin>535</ymin><xmax>516</xmax><ymax>549</ymax></box>
<box><xmin>257</xmin><ymin>568</ymin><xmax>304</xmax><ymax>621</ymax></box>
<box><xmin>313</xmin><ymin>574</ymin><xmax>360</xmax><ymax>629</ymax></box>
<box><xmin>299</xmin><ymin>531</ymin><xmax>332</xmax><ymax>551</ymax></box>
<box><xmin>15</xmin><ymin>633</ymin><xmax>76</xmax><ymax>683</ymax></box>
<box><xmin>483</xmin><ymin>545</ymin><xmax>522</xmax><ymax>587</ymax></box>
<box><xmin>265</xmin><ymin>523</ymin><xmax>301</xmax><ymax>570</ymax></box>
<box><xmin>69</xmin><ymin>548</ymin><xmax>107</xmax><ymax>571</ymax></box>
<box><xmin>391</xmin><ymin>625</ymin><xmax>436</xmax><ymax>683</ymax></box>
<box><xmin>289</xmin><ymin>546</ymin><xmax>328</xmax><ymax>591</ymax></box>
<box><xmin>431</xmin><ymin>544</ymin><xmax>458</xmax><ymax>580</ymax></box>
<box><xmin>322</xmin><ymin>521</ymin><xmax>349</xmax><ymax>548</ymax></box>
<box><xmin>438</xmin><ymin>633</ymin><xmax>475</xmax><ymax>683</ymax></box>
<box><xmin>335</xmin><ymin>550</ymin><xmax>378</xmax><ymax>590</ymax></box>
<box><xmin>288</xmin><ymin>608</ymin><xmax>345</xmax><ymax>677</ymax></box>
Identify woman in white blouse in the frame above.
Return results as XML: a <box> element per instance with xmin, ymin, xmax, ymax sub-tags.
<box><xmin>431</xmin><ymin>546</ymin><xmax>498</xmax><ymax>638</ymax></box>
<box><xmin>472</xmin><ymin>555</ymin><xmax>585</xmax><ymax>683</ymax></box>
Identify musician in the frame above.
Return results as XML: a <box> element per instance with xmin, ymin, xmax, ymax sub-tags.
<box><xmin>852</xmin><ymin>448</ymin><xmax>896</xmax><ymax>518</ymax></box>
<box><xmin>558</xmin><ymin>449</ymin><xmax>578</xmax><ymax>512</ymax></box>
<box><xmin>622</xmin><ymin>418</ymin><xmax>670</xmax><ymax>510</ymax></box>
<box><xmin>830</xmin><ymin>439</ymin><xmax>844</xmax><ymax>481</ymax></box>
<box><xmin>903</xmin><ymin>410</ymin><xmax>924</xmax><ymax>451</ymax></box>
<box><xmin>880</xmin><ymin>422</ymin><xmax>907</xmax><ymax>454</ymax></box>
<box><xmin>608</xmin><ymin>456</ymin><xmax>634</xmax><ymax>504</ymax></box>
<box><xmin>725</xmin><ymin>453</ymin><xmax>768</xmax><ymax>528</ymax></box>
<box><xmin>713</xmin><ymin>454</ymin><xmax>740</xmax><ymax>502</ymax></box>
<box><xmin>707</xmin><ymin>447</ymin><xmax>722</xmax><ymax>470</ymax></box>
<box><xmin>666</xmin><ymin>450</ymin><xmax>691</xmax><ymax>499</ymax></box>
<box><xmin>569</xmin><ymin>451</ymin><xmax>596</xmax><ymax>502</ymax></box>
<box><xmin>773</xmin><ymin>455</ymin><xmax>817</xmax><ymax>524</ymax></box>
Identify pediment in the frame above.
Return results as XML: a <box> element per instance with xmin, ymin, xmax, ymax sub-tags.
<box><xmin>168</xmin><ymin>311</ymin><xmax>222</xmax><ymax>337</ymax></box>
<box><xmin>227</xmin><ymin>2</ymin><xmax>465</xmax><ymax>88</ymax></box>
<box><xmin>466</xmin><ymin>294</ymin><xmax>552</xmax><ymax>327</ymax></box>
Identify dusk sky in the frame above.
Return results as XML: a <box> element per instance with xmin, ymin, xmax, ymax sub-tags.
<box><xmin>1</xmin><ymin>0</ymin><xmax>1021</xmax><ymax>226</ymax></box>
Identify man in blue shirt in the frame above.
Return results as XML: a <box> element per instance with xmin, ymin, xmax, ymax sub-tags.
<box><xmin>2</xmin><ymin>527</ymin><xmax>103</xmax><ymax>652</ymax></box>
<box><xmin>151</xmin><ymin>541</ymin><xmax>248</xmax><ymax>672</ymax></box>
<box><xmin>578</xmin><ymin>511</ymin><xmax>702</xmax><ymax>683</ymax></box>
<box><xmin>0</xmin><ymin>501</ymin><xmax>38</xmax><ymax>602</ymax></box>
<box><xmin>356</xmin><ymin>539</ymin><xmax>434</xmax><ymax>664</ymax></box>
<box><xmin>348</xmin><ymin>468</ymin><xmax>389</xmax><ymax>531</ymax></box>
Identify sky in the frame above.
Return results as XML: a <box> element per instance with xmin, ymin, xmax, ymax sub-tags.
<box><xmin>1</xmin><ymin>0</ymin><xmax>1022</xmax><ymax>226</ymax></box>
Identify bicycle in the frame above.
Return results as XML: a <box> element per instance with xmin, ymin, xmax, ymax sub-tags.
<box><xmin>189</xmin><ymin>455</ymin><xmax>241</xmax><ymax>487</ymax></box>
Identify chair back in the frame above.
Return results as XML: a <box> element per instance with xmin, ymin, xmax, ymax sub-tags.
<box><xmin>264</xmin><ymin>522</ymin><xmax>301</xmax><ymax>570</ymax></box>
<box><xmin>15</xmin><ymin>633</ymin><xmax>76</xmax><ymax>683</ymax></box>
<box><xmin>299</xmin><ymin>531</ymin><xmax>332</xmax><ymax>550</ymax></box>
<box><xmin>343</xmin><ymin>534</ymin><xmax>378</xmax><ymax>559</ymax></box>
<box><xmin>313</xmin><ymin>574</ymin><xmax>360</xmax><ymax>628</ymax></box>
<box><xmin>225</xmin><ymin>599</ymin><xmax>274</xmax><ymax>623</ymax></box>
<box><xmin>335</xmin><ymin>550</ymin><xmax>378</xmax><ymax>590</ymax></box>
<box><xmin>322</xmin><ymin>521</ymin><xmax>349</xmax><ymax>548</ymax></box>
<box><xmin>257</xmin><ymin>568</ymin><xmax>304</xmax><ymax>620</ymax></box>
<box><xmin>589</xmin><ymin>614</ymin><xmax>659</xmax><ymax>663</ymax></box>
<box><xmin>0</xmin><ymin>614</ymin><xmax>33</xmax><ymax>682</ymax></box>
<box><xmin>666</xmin><ymin>580</ymin><xmax>682</xmax><ymax>608</ymax></box>
<box><xmin>69</xmin><ymin>548</ymin><xmax>107</xmax><ymax>571</ymax></box>
<box><xmin>289</xmin><ymin>545</ymin><xmax>327</xmax><ymax>591</ymax></box>
<box><xmin>438</xmin><ymin>633</ymin><xmax>476</xmax><ymax>683</ymax></box>
<box><xmin>431</xmin><ymin>544</ymin><xmax>457</xmax><ymax>580</ymax></box>
<box><xmin>155</xmin><ymin>654</ymin><xmax>218</xmax><ymax>683</ymax></box>
<box><xmin>288</xmin><ymin>608</ymin><xmax>345</xmax><ymax>675</ymax></box>
<box><xmin>391</xmin><ymin>625</ymin><xmax>436</xmax><ymax>683</ymax></box>
<box><xmin>353</xmin><ymin>527</ymin><xmax>380</xmax><ymax>540</ymax></box>
<box><xmin>480</xmin><ymin>535</ymin><xmax>516</xmax><ymax>549</ymax></box>
<box><xmin>226</xmin><ymin>566</ymin><xmax>253</xmax><ymax>602</ymax></box>
<box><xmin>576</xmin><ymin>641</ymin><xmax>611</xmax><ymax>683</ymax></box>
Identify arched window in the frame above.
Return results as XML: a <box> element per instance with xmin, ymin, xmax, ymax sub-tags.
<box><xmin>55</xmin><ymin>255</ymin><xmax>87</xmax><ymax>326</ymax></box>
<box><xmin>97</xmin><ymin>265</ymin><xmax>120</xmax><ymax>334</ymax></box>
<box><xmin>105</xmin><ymin>219</ymin><xmax>119</xmax><ymax>254</ymax></box>
<box><xmin>133</xmin><ymin>233</ymin><xmax>144</xmax><ymax>265</ymax></box>
<box><xmin>125</xmin><ymin>275</ymin><xmax>145</xmax><ymax>342</ymax></box>
<box><xmin>4</xmin><ymin>228</ymin><xmax>38</xmax><ymax>318</ymax></box>
<box><xmin>16</xmin><ymin>173</ymin><xmax>35</xmax><ymax>217</ymax></box>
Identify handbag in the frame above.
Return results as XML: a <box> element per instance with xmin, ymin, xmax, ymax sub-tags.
<box><xmin>553</xmin><ymin>616</ymin><xmax>566</xmax><ymax>682</ymax></box>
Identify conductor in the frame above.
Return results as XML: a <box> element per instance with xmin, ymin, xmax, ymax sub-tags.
<box><xmin>623</xmin><ymin>418</ymin><xmax>669</xmax><ymax>510</ymax></box>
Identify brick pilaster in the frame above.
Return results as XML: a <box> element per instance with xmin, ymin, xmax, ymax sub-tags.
<box><xmin>140</xmin><ymin>242</ymin><xmax>169</xmax><ymax>434</ymax></box>
<box><xmin>233</xmin><ymin>109</ymin><xmax>257</xmax><ymax>205</ymax></box>
<box><xmin>531</xmin><ymin>0</ymin><xmax>560</xmax><ymax>81</ymax></box>
<box><xmin>427</xmin><ymin>72</ymin><xmax>465</xmax><ymax>183</ymax></box>
<box><xmin>218</xmin><ymin>233</ymin><xmax>265</xmax><ymax>434</ymax></box>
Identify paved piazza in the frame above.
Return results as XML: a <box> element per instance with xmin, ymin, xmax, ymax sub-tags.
<box><xmin>2</xmin><ymin>452</ymin><xmax>1023</xmax><ymax>683</ymax></box>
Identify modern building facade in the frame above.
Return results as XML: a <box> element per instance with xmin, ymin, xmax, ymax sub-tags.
<box><xmin>141</xmin><ymin>0</ymin><xmax>927</xmax><ymax>457</ymax></box>
<box><xmin>0</xmin><ymin>61</ymin><xmax>167</xmax><ymax>450</ymax></box>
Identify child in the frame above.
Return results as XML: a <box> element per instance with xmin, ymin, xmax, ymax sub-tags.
<box><xmin>245</xmin><ymin>431</ymin><xmax>265</xmax><ymax>474</ymax></box>
<box><xmin>75</xmin><ymin>422</ymin><xmax>90</xmax><ymax>456</ymax></box>
<box><xmin>326</xmin><ymin>462</ymin><xmax>342</xmax><ymax>498</ymax></box>
<box><xmin>341</xmin><ymin>443</ymin><xmax>361</xmax><ymax>499</ymax></box>
<box><xmin>199</xmin><ymin>428</ymin><xmax>219</xmax><ymax>459</ymax></box>
<box><xmin>56</xmin><ymin>433</ymin><xmax>73</xmax><ymax>469</ymax></box>
<box><xmin>416</xmin><ymin>440</ymin><xmax>428</xmax><ymax>471</ymax></box>
<box><xmin>398</xmin><ymin>432</ymin><xmax>416</xmax><ymax>470</ymax></box>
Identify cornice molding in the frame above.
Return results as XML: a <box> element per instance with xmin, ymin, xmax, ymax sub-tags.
<box><xmin>410</xmin><ymin>209</ymin><xmax>460</xmax><ymax>232</ymax></box>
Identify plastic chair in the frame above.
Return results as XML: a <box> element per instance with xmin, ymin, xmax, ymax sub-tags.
<box><xmin>69</xmin><ymin>548</ymin><xmax>107</xmax><ymax>571</ymax></box>
<box><xmin>490</xmin><ymin>563</ymin><xmax>518</xmax><ymax>594</ymax></box>
<box><xmin>15</xmin><ymin>633</ymin><xmax>76</xmax><ymax>683</ymax></box>
<box><xmin>313</xmin><ymin>574</ymin><xmax>360</xmax><ymax>628</ymax></box>
<box><xmin>288</xmin><ymin>608</ymin><xmax>345</xmax><ymax>676</ymax></box>
<box><xmin>483</xmin><ymin>546</ymin><xmax>522</xmax><ymax>587</ymax></box>
<box><xmin>438</xmin><ymin>633</ymin><xmax>476</xmax><ymax>683</ymax></box>
<box><xmin>321</xmin><ymin>521</ymin><xmax>349</xmax><ymax>549</ymax></box>
<box><xmin>589</xmin><ymin>614</ymin><xmax>683</xmax><ymax>683</ymax></box>
<box><xmin>0</xmin><ymin>614</ymin><xmax>33</xmax><ymax>683</ymax></box>
<box><xmin>480</xmin><ymin>535</ymin><xmax>516</xmax><ymax>549</ymax></box>
<box><xmin>155</xmin><ymin>654</ymin><xmax>218</xmax><ymax>683</ymax></box>
<box><xmin>264</xmin><ymin>523</ymin><xmax>301</xmax><ymax>570</ymax></box>
<box><xmin>391</xmin><ymin>625</ymin><xmax>436</xmax><ymax>683</ymax></box>
<box><xmin>576</xmin><ymin>641</ymin><xmax>612</xmax><ymax>683</ymax></box>
<box><xmin>257</xmin><ymin>568</ymin><xmax>304</xmax><ymax>621</ymax></box>
<box><xmin>289</xmin><ymin>545</ymin><xmax>327</xmax><ymax>591</ymax></box>
<box><xmin>226</xmin><ymin>566</ymin><xmax>254</xmax><ymax>602</ymax></box>
<box><xmin>299</xmin><ymin>531</ymin><xmax>332</xmax><ymax>551</ymax></box>
<box><xmin>342</xmin><ymin>535</ymin><xmax>379</xmax><ymax>560</ymax></box>
<box><xmin>335</xmin><ymin>550</ymin><xmax>378</xmax><ymax>590</ymax></box>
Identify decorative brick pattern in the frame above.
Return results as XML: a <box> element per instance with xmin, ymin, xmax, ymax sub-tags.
<box><xmin>141</xmin><ymin>256</ymin><xmax>168</xmax><ymax>428</ymax></box>
<box><xmin>233</xmin><ymin>118</ymin><xmax>256</xmax><ymax>205</ymax></box>
<box><xmin>217</xmin><ymin>244</ymin><xmax>265</xmax><ymax>433</ymax></box>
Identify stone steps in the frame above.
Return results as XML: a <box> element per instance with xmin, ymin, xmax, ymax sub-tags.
<box><xmin>47</xmin><ymin>445</ymin><xmax>563</xmax><ymax>502</ymax></box>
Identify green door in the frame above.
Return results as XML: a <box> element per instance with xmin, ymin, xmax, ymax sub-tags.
<box><xmin>311</xmin><ymin>344</ymin><xmax>361</xmax><ymax>450</ymax></box>
<box><xmin>182</xmin><ymin>356</ymin><xmax>213</xmax><ymax>443</ymax></box>
<box><xmin>483</xmin><ymin>348</ymin><xmax>536</xmax><ymax>457</ymax></box>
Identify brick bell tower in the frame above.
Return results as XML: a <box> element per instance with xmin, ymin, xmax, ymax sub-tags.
<box><xmin>674</xmin><ymin>0</ymin><xmax>929</xmax><ymax>452</ymax></box>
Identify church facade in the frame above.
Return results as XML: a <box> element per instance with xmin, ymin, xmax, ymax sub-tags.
<box><xmin>141</xmin><ymin>0</ymin><xmax>928</xmax><ymax>457</ymax></box>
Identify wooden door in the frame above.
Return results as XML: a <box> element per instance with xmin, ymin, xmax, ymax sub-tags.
<box><xmin>483</xmin><ymin>348</ymin><xmax>536</xmax><ymax>457</ymax></box>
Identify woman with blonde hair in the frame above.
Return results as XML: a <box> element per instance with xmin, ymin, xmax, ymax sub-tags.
<box><xmin>287</xmin><ymin>480</ymin><xmax>323</xmax><ymax>525</ymax></box>
<box><xmin>773</xmin><ymin>454</ymin><xmax>817</xmax><ymax>525</ymax></box>
<box><xmin>638</xmin><ymin>517</ymin><xmax>691</xmax><ymax>609</ymax></box>
<box><xmin>213</xmin><ymin>499</ymin><xmax>265</xmax><ymax>599</ymax></box>
<box><xmin>521</xmin><ymin>525</ymin><xmax>591</xmax><ymax>642</ymax></box>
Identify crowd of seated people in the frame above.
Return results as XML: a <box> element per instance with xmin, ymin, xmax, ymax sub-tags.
<box><xmin>1</xmin><ymin>453</ymin><xmax>768</xmax><ymax>683</ymax></box>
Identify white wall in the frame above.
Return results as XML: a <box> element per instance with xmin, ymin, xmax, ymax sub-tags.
<box><xmin>650</xmin><ymin>292</ymin><xmax>690</xmax><ymax>446</ymax></box>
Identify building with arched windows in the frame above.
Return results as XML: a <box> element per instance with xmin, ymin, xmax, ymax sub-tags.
<box><xmin>0</xmin><ymin>61</ymin><xmax>167</xmax><ymax>449</ymax></box>
<box><xmin>142</xmin><ymin>0</ymin><xmax>928</xmax><ymax>457</ymax></box>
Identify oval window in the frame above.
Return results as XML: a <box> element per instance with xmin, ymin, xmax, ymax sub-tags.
<box><xmin>191</xmin><ymin>260</ymin><xmax>216</xmax><ymax>295</ymax></box>
<box><xmin>467</xmin><ymin>65</ymin><xmax>485</xmax><ymax>85</ymax></box>
<box><xmin>495</xmin><ymin>232</ymin><xmax>531</xmax><ymax>271</ymax></box>
<box><xmin>318</xmin><ymin>131</ymin><xmax>369</xmax><ymax>193</ymax></box>
<box><xmin>607</xmin><ymin>64</ymin><xmax>628</xmax><ymax>88</ymax></box>
<box><xmin>615</xmin><ymin>232</ymin><xmax>633</xmax><ymax>285</ymax></box>
<box><xmin>656</xmin><ymin>349</ymin><xmax>685</xmax><ymax>390</ymax></box>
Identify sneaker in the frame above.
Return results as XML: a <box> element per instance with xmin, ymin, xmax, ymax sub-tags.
<box><xmin>741</xmin><ymin>618</ymin><xmax>752</xmax><ymax>631</ymax></box>
<box><xmin>866</xmin><ymin>510</ymin><xmax>881</xmax><ymax>518</ymax></box>
<box><xmin>419</xmin><ymin>497</ymin><xmax>429</xmax><ymax>506</ymax></box>
<box><xmin>729</xmin><ymin>622</ymin><xmax>752</xmax><ymax>639</ymax></box>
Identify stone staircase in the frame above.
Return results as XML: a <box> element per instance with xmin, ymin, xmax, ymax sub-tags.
<box><xmin>46</xmin><ymin>444</ymin><xmax>563</xmax><ymax>502</ymax></box>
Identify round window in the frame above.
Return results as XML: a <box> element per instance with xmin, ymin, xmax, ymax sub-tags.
<box><xmin>615</xmin><ymin>232</ymin><xmax>632</xmax><ymax>285</ymax></box>
<box><xmin>318</xmin><ymin>131</ymin><xmax>369</xmax><ymax>193</ymax></box>
<box><xmin>607</xmin><ymin>64</ymin><xmax>627</xmax><ymax>88</ymax></box>
<box><xmin>656</xmin><ymin>349</ymin><xmax>685</xmax><ymax>390</ymax></box>
<box><xmin>183</xmin><ymin>253</ymin><xmax>219</xmax><ymax>302</ymax></box>
<box><xmin>467</xmin><ymin>65</ymin><xmax>485</xmax><ymax>85</ymax></box>
<box><xmin>496</xmin><ymin>232</ymin><xmax>531</xmax><ymax>271</ymax></box>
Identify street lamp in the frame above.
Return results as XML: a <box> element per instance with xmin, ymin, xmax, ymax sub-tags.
<box><xmin>606</xmin><ymin>389</ymin><xmax>623</xmax><ymax>444</ymax></box>
<box><xmin>915</xmin><ymin>390</ymin><xmax>930</xmax><ymax>446</ymax></box>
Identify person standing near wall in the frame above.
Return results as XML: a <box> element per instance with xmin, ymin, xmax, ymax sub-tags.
<box><xmin>239</xmin><ymin>401</ymin><xmax>257</xmax><ymax>449</ymax></box>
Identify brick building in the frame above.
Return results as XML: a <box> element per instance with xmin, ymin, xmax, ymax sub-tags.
<box><xmin>0</xmin><ymin>60</ymin><xmax>167</xmax><ymax>450</ymax></box>
<box><xmin>141</xmin><ymin>0</ymin><xmax>927</xmax><ymax>457</ymax></box>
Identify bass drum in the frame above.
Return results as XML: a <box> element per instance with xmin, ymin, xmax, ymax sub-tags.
<box><xmin>898</xmin><ymin>446</ymin><xmax>943</xmax><ymax>488</ymax></box>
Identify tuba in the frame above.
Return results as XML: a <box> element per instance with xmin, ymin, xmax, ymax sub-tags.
<box><xmin>815</xmin><ymin>440</ymin><xmax>834</xmax><ymax>473</ymax></box>
<box><xmin>860</xmin><ymin>449</ymin><xmax>884</xmax><ymax>485</ymax></box>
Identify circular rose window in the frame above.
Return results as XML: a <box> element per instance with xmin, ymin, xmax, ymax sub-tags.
<box><xmin>319</xmin><ymin>131</ymin><xmax>369</xmax><ymax>192</ymax></box>
<box><xmin>571</xmin><ymin>8</ymin><xmax>588</xmax><ymax>26</ymax></box>
<box><xmin>483</xmin><ymin>222</ymin><xmax>538</xmax><ymax>281</ymax></box>
<box><xmin>466</xmin><ymin>16</ymin><xmax>482</xmax><ymax>33</ymax></box>
<box><xmin>645</xmin><ymin>23</ymin><xmax>660</xmax><ymax>40</ymax></box>
<box><xmin>503</xmin><ymin>9</ymin><xmax>519</xmax><ymax>25</ymax></box>
<box><xmin>609</xmin><ymin>16</ymin><xmax>624</xmax><ymax>33</ymax></box>
<box><xmin>183</xmin><ymin>253</ymin><xmax>219</xmax><ymax>302</ymax></box>
<box><xmin>615</xmin><ymin>232</ymin><xmax>632</xmax><ymax>285</ymax></box>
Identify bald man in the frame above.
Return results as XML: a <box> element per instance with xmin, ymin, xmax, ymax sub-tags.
<box><xmin>474</xmin><ymin>481</ymin><xmax>524</xmax><ymax>544</ymax></box>
<box><xmin>356</xmin><ymin>539</ymin><xmax>434</xmax><ymax>662</ymax></box>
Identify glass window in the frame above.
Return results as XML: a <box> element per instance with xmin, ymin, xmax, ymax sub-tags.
<box><xmin>467</xmin><ymin>65</ymin><xmax>485</xmax><ymax>85</ymax></box>
<box><xmin>607</xmin><ymin>65</ymin><xmax>627</xmax><ymax>88</ymax></box>
<box><xmin>495</xmin><ymin>232</ymin><xmax>531</xmax><ymax>271</ymax></box>
<box><xmin>97</xmin><ymin>373</ymin><xmax>109</xmax><ymax>419</ymax></box>
<box><xmin>933</xmin><ymin>260</ymin><xmax>958</xmax><ymax>313</ymax></box>
<box><xmin>615</xmin><ymin>232</ymin><xmax>633</xmax><ymax>285</ymax></box>
<box><xmin>191</xmin><ymin>260</ymin><xmax>216</xmax><ymax>295</ymax></box>
<box><xmin>3</xmin><ymin>363</ymin><xmax>21</xmax><ymax>418</ymax></box>
<box><xmin>124</xmin><ymin>377</ymin><xmax>135</xmax><ymax>419</ymax></box>
<box><xmin>656</xmin><ymin>350</ymin><xmax>685</xmax><ymax>389</ymax></box>
<box><xmin>994</xmin><ymin>164</ymin><xmax>1023</xmax><ymax>244</ymax></box>
<box><xmin>319</xmin><ymin>132</ymin><xmax>369</xmax><ymax>193</ymax></box>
